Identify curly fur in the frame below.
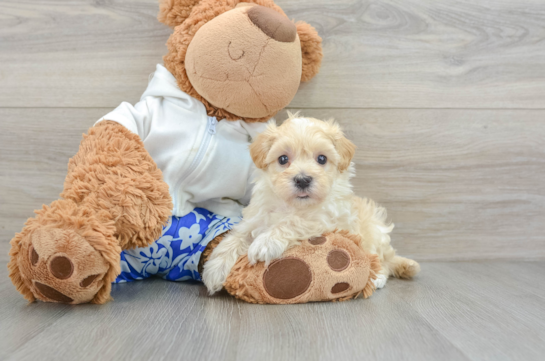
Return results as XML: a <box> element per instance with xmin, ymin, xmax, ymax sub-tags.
<box><xmin>62</xmin><ymin>121</ymin><xmax>173</xmax><ymax>250</ymax></box>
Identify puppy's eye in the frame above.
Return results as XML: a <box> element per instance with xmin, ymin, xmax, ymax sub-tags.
<box><xmin>317</xmin><ymin>155</ymin><xmax>327</xmax><ymax>165</ymax></box>
<box><xmin>278</xmin><ymin>155</ymin><xmax>289</xmax><ymax>165</ymax></box>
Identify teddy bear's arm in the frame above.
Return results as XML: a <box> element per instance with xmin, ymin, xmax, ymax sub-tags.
<box><xmin>61</xmin><ymin>121</ymin><xmax>173</xmax><ymax>249</ymax></box>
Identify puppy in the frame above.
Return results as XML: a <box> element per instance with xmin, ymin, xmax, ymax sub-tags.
<box><xmin>203</xmin><ymin>114</ymin><xmax>420</xmax><ymax>294</ymax></box>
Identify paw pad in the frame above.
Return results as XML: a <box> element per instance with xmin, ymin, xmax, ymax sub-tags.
<box><xmin>331</xmin><ymin>282</ymin><xmax>350</xmax><ymax>293</ymax></box>
<box><xmin>263</xmin><ymin>257</ymin><xmax>311</xmax><ymax>299</ymax></box>
<box><xmin>308</xmin><ymin>236</ymin><xmax>326</xmax><ymax>245</ymax></box>
<box><xmin>29</xmin><ymin>246</ymin><xmax>39</xmax><ymax>266</ymax></box>
<box><xmin>80</xmin><ymin>274</ymin><xmax>99</xmax><ymax>288</ymax></box>
<box><xmin>34</xmin><ymin>282</ymin><xmax>74</xmax><ymax>303</ymax></box>
<box><xmin>327</xmin><ymin>250</ymin><xmax>350</xmax><ymax>271</ymax></box>
<box><xmin>49</xmin><ymin>256</ymin><xmax>74</xmax><ymax>279</ymax></box>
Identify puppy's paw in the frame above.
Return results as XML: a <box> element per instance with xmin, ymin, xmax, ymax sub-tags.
<box><xmin>247</xmin><ymin>234</ymin><xmax>287</xmax><ymax>266</ymax></box>
<box><xmin>372</xmin><ymin>273</ymin><xmax>388</xmax><ymax>289</ymax></box>
<box><xmin>202</xmin><ymin>256</ymin><xmax>236</xmax><ymax>295</ymax></box>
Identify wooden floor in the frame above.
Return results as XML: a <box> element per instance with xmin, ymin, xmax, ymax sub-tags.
<box><xmin>1</xmin><ymin>0</ymin><xmax>545</xmax><ymax>360</ymax></box>
<box><xmin>1</xmin><ymin>259</ymin><xmax>544</xmax><ymax>361</ymax></box>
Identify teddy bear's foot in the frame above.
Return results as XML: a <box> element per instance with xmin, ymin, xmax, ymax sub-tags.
<box><xmin>8</xmin><ymin>200</ymin><xmax>122</xmax><ymax>304</ymax></box>
<box><xmin>22</xmin><ymin>228</ymin><xmax>110</xmax><ymax>304</ymax></box>
<box><xmin>224</xmin><ymin>230</ymin><xmax>382</xmax><ymax>304</ymax></box>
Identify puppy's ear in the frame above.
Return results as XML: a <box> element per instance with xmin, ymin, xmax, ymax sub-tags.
<box><xmin>250</xmin><ymin>122</ymin><xmax>277</xmax><ymax>169</ymax></box>
<box><xmin>327</xmin><ymin>120</ymin><xmax>356</xmax><ymax>172</ymax></box>
<box><xmin>336</xmin><ymin>136</ymin><xmax>356</xmax><ymax>172</ymax></box>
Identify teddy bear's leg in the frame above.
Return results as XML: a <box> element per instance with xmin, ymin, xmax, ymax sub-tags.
<box><xmin>8</xmin><ymin>121</ymin><xmax>172</xmax><ymax>304</ymax></box>
<box><xmin>222</xmin><ymin>231</ymin><xmax>383</xmax><ymax>304</ymax></box>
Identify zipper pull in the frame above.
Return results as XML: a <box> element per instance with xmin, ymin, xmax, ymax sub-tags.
<box><xmin>208</xmin><ymin>117</ymin><xmax>217</xmax><ymax>135</ymax></box>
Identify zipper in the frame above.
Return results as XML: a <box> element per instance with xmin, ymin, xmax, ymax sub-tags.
<box><xmin>172</xmin><ymin>116</ymin><xmax>217</xmax><ymax>207</ymax></box>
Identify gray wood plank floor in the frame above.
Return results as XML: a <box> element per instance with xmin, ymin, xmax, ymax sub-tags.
<box><xmin>1</xmin><ymin>259</ymin><xmax>544</xmax><ymax>361</ymax></box>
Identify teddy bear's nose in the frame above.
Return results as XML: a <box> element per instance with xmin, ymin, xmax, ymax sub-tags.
<box><xmin>247</xmin><ymin>5</ymin><xmax>297</xmax><ymax>43</ymax></box>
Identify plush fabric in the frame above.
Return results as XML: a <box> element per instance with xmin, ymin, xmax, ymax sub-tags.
<box><xmin>158</xmin><ymin>0</ymin><xmax>201</xmax><ymax>27</ymax></box>
<box><xmin>184</xmin><ymin>6</ymin><xmax>302</xmax><ymax>118</ymax></box>
<box><xmin>8</xmin><ymin>200</ymin><xmax>120</xmax><ymax>304</ymax></box>
<box><xmin>62</xmin><ymin>121</ymin><xmax>173</xmax><ymax>250</ymax></box>
<box><xmin>162</xmin><ymin>0</ymin><xmax>323</xmax><ymax>122</ymax></box>
<box><xmin>8</xmin><ymin>121</ymin><xmax>172</xmax><ymax>304</ymax></box>
<box><xmin>223</xmin><ymin>230</ymin><xmax>382</xmax><ymax>304</ymax></box>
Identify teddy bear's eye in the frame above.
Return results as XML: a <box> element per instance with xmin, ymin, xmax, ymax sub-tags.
<box><xmin>317</xmin><ymin>155</ymin><xmax>327</xmax><ymax>165</ymax></box>
<box><xmin>278</xmin><ymin>155</ymin><xmax>289</xmax><ymax>165</ymax></box>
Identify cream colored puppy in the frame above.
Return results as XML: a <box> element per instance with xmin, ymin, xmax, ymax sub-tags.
<box><xmin>203</xmin><ymin>115</ymin><xmax>420</xmax><ymax>294</ymax></box>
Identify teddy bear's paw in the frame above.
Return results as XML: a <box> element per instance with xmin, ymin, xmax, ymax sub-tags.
<box><xmin>13</xmin><ymin>227</ymin><xmax>112</xmax><ymax>304</ymax></box>
<box><xmin>224</xmin><ymin>230</ymin><xmax>382</xmax><ymax>304</ymax></box>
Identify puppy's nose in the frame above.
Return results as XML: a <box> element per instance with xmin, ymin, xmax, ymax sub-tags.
<box><xmin>294</xmin><ymin>175</ymin><xmax>313</xmax><ymax>190</ymax></box>
<box><xmin>247</xmin><ymin>6</ymin><xmax>297</xmax><ymax>43</ymax></box>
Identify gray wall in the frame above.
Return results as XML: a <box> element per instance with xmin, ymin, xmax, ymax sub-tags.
<box><xmin>1</xmin><ymin>0</ymin><xmax>544</xmax><ymax>261</ymax></box>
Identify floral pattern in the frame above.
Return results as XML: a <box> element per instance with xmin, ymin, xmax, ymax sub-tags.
<box><xmin>115</xmin><ymin>208</ymin><xmax>240</xmax><ymax>283</ymax></box>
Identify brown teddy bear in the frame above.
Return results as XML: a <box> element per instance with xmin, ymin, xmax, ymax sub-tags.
<box><xmin>8</xmin><ymin>0</ymin><xmax>380</xmax><ymax>305</ymax></box>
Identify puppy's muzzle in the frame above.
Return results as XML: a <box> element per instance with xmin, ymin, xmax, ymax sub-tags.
<box><xmin>294</xmin><ymin>175</ymin><xmax>313</xmax><ymax>190</ymax></box>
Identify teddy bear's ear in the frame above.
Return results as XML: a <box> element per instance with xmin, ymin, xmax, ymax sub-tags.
<box><xmin>158</xmin><ymin>0</ymin><xmax>202</xmax><ymax>28</ymax></box>
<box><xmin>296</xmin><ymin>21</ymin><xmax>323</xmax><ymax>82</ymax></box>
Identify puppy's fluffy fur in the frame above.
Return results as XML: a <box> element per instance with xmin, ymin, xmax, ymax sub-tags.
<box><xmin>203</xmin><ymin>114</ymin><xmax>420</xmax><ymax>294</ymax></box>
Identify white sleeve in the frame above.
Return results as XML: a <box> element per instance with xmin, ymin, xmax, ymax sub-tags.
<box><xmin>95</xmin><ymin>99</ymin><xmax>153</xmax><ymax>140</ymax></box>
<box><xmin>240</xmin><ymin>119</ymin><xmax>269</xmax><ymax>141</ymax></box>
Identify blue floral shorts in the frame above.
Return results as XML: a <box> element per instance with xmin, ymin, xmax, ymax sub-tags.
<box><xmin>114</xmin><ymin>208</ymin><xmax>240</xmax><ymax>283</ymax></box>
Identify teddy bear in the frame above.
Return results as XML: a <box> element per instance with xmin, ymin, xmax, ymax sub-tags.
<box><xmin>8</xmin><ymin>0</ymin><xmax>380</xmax><ymax>305</ymax></box>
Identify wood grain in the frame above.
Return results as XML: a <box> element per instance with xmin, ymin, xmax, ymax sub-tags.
<box><xmin>1</xmin><ymin>0</ymin><xmax>545</xmax><ymax>108</ymax></box>
<box><xmin>2</xmin><ymin>261</ymin><xmax>545</xmax><ymax>360</ymax></box>
<box><xmin>3</xmin><ymin>107</ymin><xmax>543</xmax><ymax>261</ymax></box>
<box><xmin>235</xmin><ymin>285</ymin><xmax>468</xmax><ymax>361</ymax></box>
<box><xmin>401</xmin><ymin>262</ymin><xmax>545</xmax><ymax>361</ymax></box>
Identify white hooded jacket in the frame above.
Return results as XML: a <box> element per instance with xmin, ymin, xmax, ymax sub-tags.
<box><xmin>96</xmin><ymin>64</ymin><xmax>266</xmax><ymax>218</ymax></box>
